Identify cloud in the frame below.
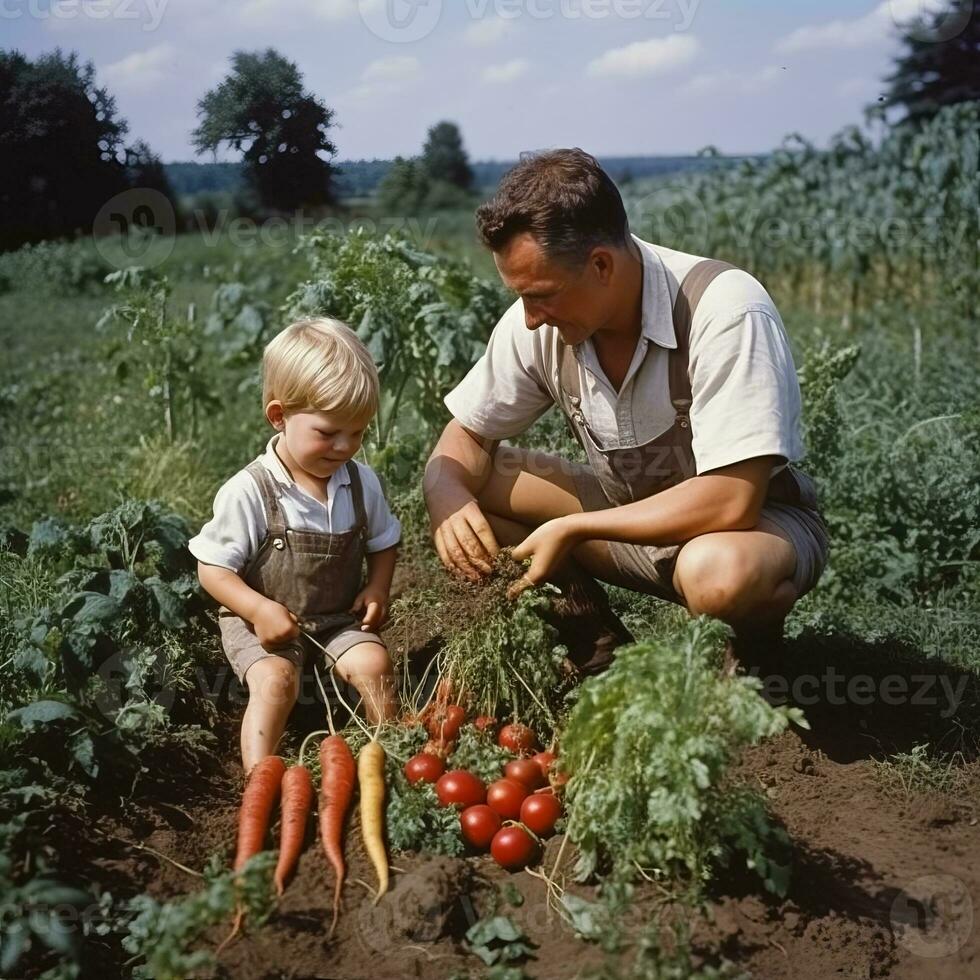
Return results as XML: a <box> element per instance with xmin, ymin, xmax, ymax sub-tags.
<box><xmin>464</xmin><ymin>17</ymin><xmax>513</xmax><ymax>45</ymax></box>
<box><xmin>241</xmin><ymin>0</ymin><xmax>357</xmax><ymax>25</ymax></box>
<box><xmin>482</xmin><ymin>58</ymin><xmax>529</xmax><ymax>84</ymax></box>
<box><xmin>101</xmin><ymin>44</ymin><xmax>177</xmax><ymax>90</ymax></box>
<box><xmin>587</xmin><ymin>35</ymin><xmax>699</xmax><ymax>79</ymax></box>
<box><xmin>362</xmin><ymin>55</ymin><xmax>421</xmax><ymax>82</ymax></box>
<box><xmin>774</xmin><ymin>0</ymin><xmax>930</xmax><ymax>53</ymax></box>
<box><xmin>681</xmin><ymin>65</ymin><xmax>785</xmax><ymax>97</ymax></box>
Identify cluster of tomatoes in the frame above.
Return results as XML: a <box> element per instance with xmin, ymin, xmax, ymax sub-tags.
<box><xmin>403</xmin><ymin>707</ymin><xmax>565</xmax><ymax>871</ymax></box>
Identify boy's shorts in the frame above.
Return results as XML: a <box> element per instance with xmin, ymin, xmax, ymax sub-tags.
<box><xmin>569</xmin><ymin>463</ymin><xmax>830</xmax><ymax>605</ymax></box>
<box><xmin>218</xmin><ymin>611</ymin><xmax>385</xmax><ymax>685</ymax></box>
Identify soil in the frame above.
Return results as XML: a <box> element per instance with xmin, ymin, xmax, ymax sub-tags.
<box><xmin>61</xmin><ymin>564</ymin><xmax>980</xmax><ymax>979</ymax></box>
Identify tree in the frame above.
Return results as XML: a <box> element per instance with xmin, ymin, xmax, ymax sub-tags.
<box><xmin>874</xmin><ymin>3</ymin><xmax>980</xmax><ymax>125</ymax></box>
<box><xmin>192</xmin><ymin>49</ymin><xmax>337</xmax><ymax>212</ymax></box>
<box><xmin>376</xmin><ymin>156</ymin><xmax>430</xmax><ymax>213</ymax></box>
<box><xmin>421</xmin><ymin>121</ymin><xmax>473</xmax><ymax>190</ymax></box>
<box><xmin>0</xmin><ymin>49</ymin><xmax>130</xmax><ymax>251</ymax></box>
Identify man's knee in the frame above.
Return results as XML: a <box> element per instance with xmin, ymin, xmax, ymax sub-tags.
<box><xmin>673</xmin><ymin>537</ymin><xmax>771</xmax><ymax>621</ymax></box>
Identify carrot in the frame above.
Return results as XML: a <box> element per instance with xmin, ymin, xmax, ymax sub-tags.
<box><xmin>235</xmin><ymin>755</ymin><xmax>286</xmax><ymax>870</ymax></box>
<box><xmin>273</xmin><ymin>763</ymin><xmax>314</xmax><ymax>896</ymax></box>
<box><xmin>319</xmin><ymin>733</ymin><xmax>357</xmax><ymax>934</ymax></box>
<box><xmin>218</xmin><ymin>754</ymin><xmax>286</xmax><ymax>954</ymax></box>
<box><xmin>358</xmin><ymin>738</ymin><xmax>388</xmax><ymax>903</ymax></box>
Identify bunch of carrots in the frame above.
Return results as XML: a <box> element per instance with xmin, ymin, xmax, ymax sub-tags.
<box><xmin>223</xmin><ymin>667</ymin><xmax>389</xmax><ymax>948</ymax></box>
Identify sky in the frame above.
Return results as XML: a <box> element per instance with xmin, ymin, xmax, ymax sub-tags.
<box><xmin>1</xmin><ymin>0</ymin><xmax>957</xmax><ymax>162</ymax></box>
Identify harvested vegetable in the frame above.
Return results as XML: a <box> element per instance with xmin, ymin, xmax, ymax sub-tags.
<box><xmin>426</xmin><ymin>703</ymin><xmax>465</xmax><ymax>742</ymax></box>
<box><xmin>460</xmin><ymin>804</ymin><xmax>502</xmax><ymax>849</ymax></box>
<box><xmin>273</xmin><ymin>763</ymin><xmax>314</xmax><ymax>896</ymax></box>
<box><xmin>491</xmin><ymin>824</ymin><xmax>540</xmax><ymax>870</ymax></box>
<box><xmin>520</xmin><ymin>793</ymin><xmax>562</xmax><ymax>838</ymax></box>
<box><xmin>486</xmin><ymin>778</ymin><xmax>528</xmax><ymax>820</ymax></box>
<box><xmin>435</xmin><ymin>769</ymin><xmax>486</xmax><ymax>809</ymax></box>
<box><xmin>235</xmin><ymin>756</ymin><xmax>286</xmax><ymax>871</ymax></box>
<box><xmin>405</xmin><ymin>752</ymin><xmax>445</xmax><ymax>784</ymax></box>
<box><xmin>319</xmin><ymin>732</ymin><xmax>357</xmax><ymax>931</ymax></box>
<box><xmin>504</xmin><ymin>758</ymin><xmax>546</xmax><ymax>790</ymax></box>
<box><xmin>359</xmin><ymin>738</ymin><xmax>389</xmax><ymax>903</ymax></box>
<box><xmin>498</xmin><ymin>723</ymin><xmax>539</xmax><ymax>757</ymax></box>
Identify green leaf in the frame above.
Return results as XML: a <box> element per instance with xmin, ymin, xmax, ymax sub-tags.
<box><xmin>144</xmin><ymin>577</ymin><xmax>186</xmax><ymax>629</ymax></box>
<box><xmin>8</xmin><ymin>699</ymin><xmax>78</xmax><ymax>730</ymax></box>
<box><xmin>70</xmin><ymin>731</ymin><xmax>99</xmax><ymax>778</ymax></box>
<box><xmin>63</xmin><ymin>591</ymin><xmax>121</xmax><ymax>626</ymax></box>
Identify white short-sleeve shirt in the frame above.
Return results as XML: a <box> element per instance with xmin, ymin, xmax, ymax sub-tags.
<box><xmin>443</xmin><ymin>235</ymin><xmax>804</xmax><ymax>476</ymax></box>
<box><xmin>188</xmin><ymin>435</ymin><xmax>401</xmax><ymax>573</ymax></box>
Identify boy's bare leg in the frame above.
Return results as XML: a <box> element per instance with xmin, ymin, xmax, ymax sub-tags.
<box><xmin>241</xmin><ymin>657</ymin><xmax>301</xmax><ymax>774</ymax></box>
<box><xmin>334</xmin><ymin>641</ymin><xmax>398</xmax><ymax>725</ymax></box>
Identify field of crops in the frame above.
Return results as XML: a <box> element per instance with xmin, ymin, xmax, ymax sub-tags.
<box><xmin>1</xmin><ymin>103</ymin><xmax>978</xmax><ymax>979</ymax></box>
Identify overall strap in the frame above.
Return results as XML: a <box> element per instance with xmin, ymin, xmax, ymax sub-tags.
<box><xmin>245</xmin><ymin>460</ymin><xmax>288</xmax><ymax>536</ymax></box>
<box><xmin>669</xmin><ymin>259</ymin><xmax>736</xmax><ymax>415</ymax></box>
<box><xmin>345</xmin><ymin>462</ymin><xmax>369</xmax><ymax>541</ymax></box>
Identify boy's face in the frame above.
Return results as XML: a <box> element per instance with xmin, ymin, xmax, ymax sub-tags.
<box><xmin>267</xmin><ymin>404</ymin><xmax>371</xmax><ymax>482</ymax></box>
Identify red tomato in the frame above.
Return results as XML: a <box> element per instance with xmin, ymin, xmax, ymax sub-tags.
<box><xmin>485</xmin><ymin>778</ymin><xmax>528</xmax><ymax>820</ymax></box>
<box><xmin>532</xmin><ymin>750</ymin><xmax>556</xmax><ymax>776</ymax></box>
<box><xmin>473</xmin><ymin>715</ymin><xmax>498</xmax><ymax>734</ymax></box>
<box><xmin>491</xmin><ymin>825</ymin><xmax>540</xmax><ymax>870</ymax></box>
<box><xmin>426</xmin><ymin>704</ymin><xmax>466</xmax><ymax>742</ymax></box>
<box><xmin>504</xmin><ymin>759</ymin><xmax>546</xmax><ymax>790</ymax></box>
<box><xmin>405</xmin><ymin>752</ymin><xmax>444</xmax><ymax>784</ymax></box>
<box><xmin>520</xmin><ymin>792</ymin><xmax>562</xmax><ymax>837</ymax></box>
<box><xmin>497</xmin><ymin>723</ymin><xmax>539</xmax><ymax>757</ymax></box>
<box><xmin>435</xmin><ymin>769</ymin><xmax>486</xmax><ymax>809</ymax></box>
<box><xmin>460</xmin><ymin>804</ymin><xmax>501</xmax><ymax>850</ymax></box>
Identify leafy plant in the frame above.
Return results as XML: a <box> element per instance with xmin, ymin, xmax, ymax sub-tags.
<box><xmin>561</xmin><ymin>617</ymin><xmax>805</xmax><ymax>896</ymax></box>
<box><xmin>465</xmin><ymin>915</ymin><xmax>535</xmax><ymax>968</ymax></box>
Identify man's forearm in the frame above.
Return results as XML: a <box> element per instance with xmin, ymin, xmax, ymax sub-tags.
<box><xmin>567</xmin><ymin>458</ymin><xmax>774</xmax><ymax>548</ymax></box>
<box><xmin>423</xmin><ymin>419</ymin><xmax>499</xmax><ymax>512</ymax></box>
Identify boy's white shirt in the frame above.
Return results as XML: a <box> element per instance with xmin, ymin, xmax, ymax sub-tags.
<box><xmin>188</xmin><ymin>434</ymin><xmax>401</xmax><ymax>574</ymax></box>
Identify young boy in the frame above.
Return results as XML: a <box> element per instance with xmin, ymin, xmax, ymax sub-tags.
<box><xmin>189</xmin><ymin>317</ymin><xmax>400</xmax><ymax>773</ymax></box>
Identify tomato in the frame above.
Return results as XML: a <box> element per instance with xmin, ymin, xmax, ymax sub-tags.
<box><xmin>490</xmin><ymin>825</ymin><xmax>540</xmax><ymax>870</ymax></box>
<box><xmin>405</xmin><ymin>752</ymin><xmax>445</xmax><ymax>784</ymax></box>
<box><xmin>520</xmin><ymin>792</ymin><xmax>562</xmax><ymax>837</ymax></box>
<box><xmin>532</xmin><ymin>750</ymin><xmax>556</xmax><ymax>776</ymax></box>
<box><xmin>504</xmin><ymin>758</ymin><xmax>546</xmax><ymax>790</ymax></box>
<box><xmin>473</xmin><ymin>715</ymin><xmax>498</xmax><ymax>734</ymax></box>
<box><xmin>497</xmin><ymin>723</ymin><xmax>539</xmax><ymax>757</ymax></box>
<box><xmin>485</xmin><ymin>778</ymin><xmax>528</xmax><ymax>820</ymax></box>
<box><xmin>435</xmin><ymin>769</ymin><xmax>486</xmax><ymax>809</ymax></box>
<box><xmin>426</xmin><ymin>704</ymin><xmax>466</xmax><ymax>742</ymax></box>
<box><xmin>459</xmin><ymin>804</ymin><xmax>501</xmax><ymax>850</ymax></box>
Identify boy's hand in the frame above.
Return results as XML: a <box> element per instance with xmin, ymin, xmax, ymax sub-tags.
<box><xmin>351</xmin><ymin>586</ymin><xmax>389</xmax><ymax>632</ymax></box>
<box><xmin>253</xmin><ymin>599</ymin><xmax>300</xmax><ymax>648</ymax></box>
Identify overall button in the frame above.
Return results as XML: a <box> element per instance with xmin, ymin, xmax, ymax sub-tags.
<box><xmin>273</xmin><ymin>537</ymin><xmax>286</xmax><ymax>550</ymax></box>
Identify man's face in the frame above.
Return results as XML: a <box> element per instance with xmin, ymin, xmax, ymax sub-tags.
<box><xmin>493</xmin><ymin>231</ymin><xmax>617</xmax><ymax>346</ymax></box>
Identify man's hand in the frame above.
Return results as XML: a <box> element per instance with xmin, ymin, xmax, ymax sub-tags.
<box><xmin>508</xmin><ymin>516</ymin><xmax>581</xmax><ymax>598</ymax></box>
<box><xmin>431</xmin><ymin>498</ymin><xmax>500</xmax><ymax>582</ymax></box>
<box><xmin>253</xmin><ymin>599</ymin><xmax>300</xmax><ymax>648</ymax></box>
<box><xmin>351</xmin><ymin>585</ymin><xmax>390</xmax><ymax>632</ymax></box>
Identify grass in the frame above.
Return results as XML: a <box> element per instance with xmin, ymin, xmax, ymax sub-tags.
<box><xmin>871</xmin><ymin>742</ymin><xmax>970</xmax><ymax>799</ymax></box>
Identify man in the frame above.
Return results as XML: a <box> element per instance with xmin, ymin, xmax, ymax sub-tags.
<box><xmin>423</xmin><ymin>148</ymin><xmax>828</xmax><ymax>670</ymax></box>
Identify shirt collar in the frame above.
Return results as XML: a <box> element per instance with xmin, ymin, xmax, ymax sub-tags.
<box><xmin>633</xmin><ymin>234</ymin><xmax>677</xmax><ymax>351</ymax></box>
<box><xmin>261</xmin><ymin>433</ymin><xmax>352</xmax><ymax>489</ymax></box>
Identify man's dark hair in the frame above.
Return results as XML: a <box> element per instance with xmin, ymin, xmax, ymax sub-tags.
<box><xmin>475</xmin><ymin>148</ymin><xmax>630</xmax><ymax>267</ymax></box>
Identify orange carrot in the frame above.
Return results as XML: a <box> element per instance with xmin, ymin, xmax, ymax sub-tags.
<box><xmin>218</xmin><ymin>754</ymin><xmax>286</xmax><ymax>954</ymax></box>
<box><xmin>235</xmin><ymin>755</ymin><xmax>286</xmax><ymax>870</ymax></box>
<box><xmin>273</xmin><ymin>764</ymin><xmax>314</xmax><ymax>896</ymax></box>
<box><xmin>319</xmin><ymin>734</ymin><xmax>356</xmax><ymax>935</ymax></box>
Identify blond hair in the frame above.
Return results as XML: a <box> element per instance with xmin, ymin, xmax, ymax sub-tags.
<box><xmin>262</xmin><ymin>317</ymin><xmax>379</xmax><ymax>420</ymax></box>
